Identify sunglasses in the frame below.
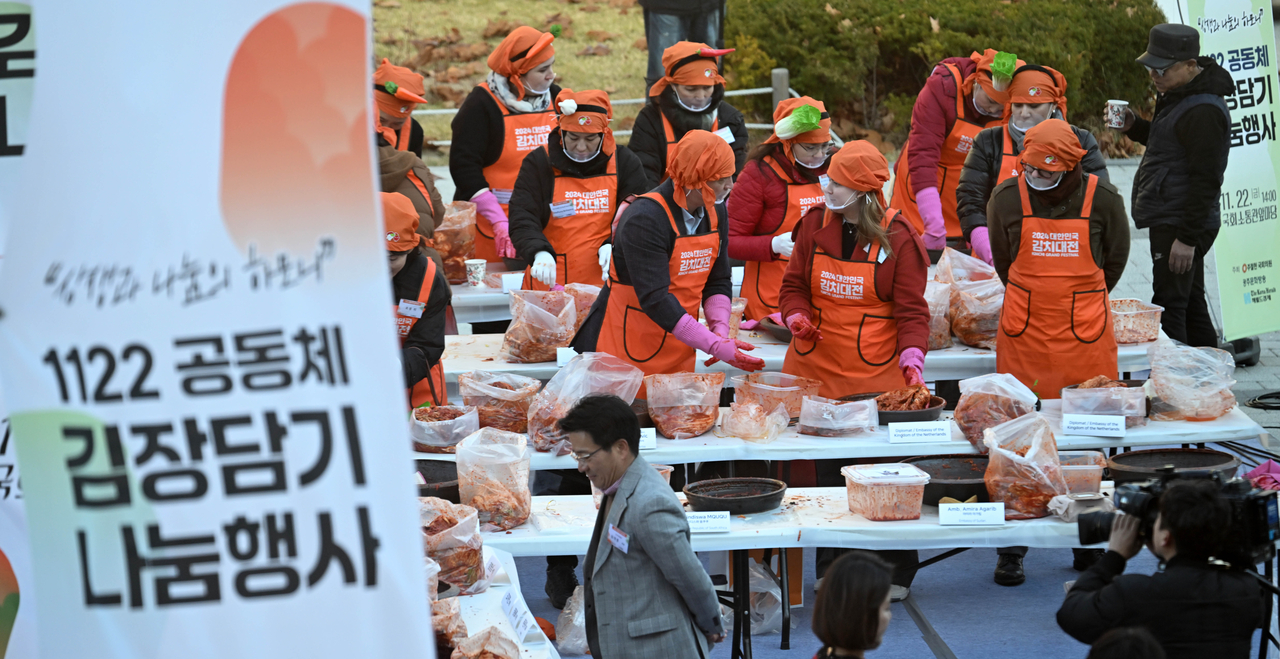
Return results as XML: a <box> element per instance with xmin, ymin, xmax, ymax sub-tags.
<box><xmin>1144</xmin><ymin>63</ymin><xmax>1172</xmax><ymax>77</ymax></box>
<box><xmin>1023</xmin><ymin>164</ymin><xmax>1057</xmax><ymax>178</ymax></box>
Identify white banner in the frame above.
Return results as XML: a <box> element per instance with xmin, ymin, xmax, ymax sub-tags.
<box><xmin>0</xmin><ymin>2</ymin><xmax>434</xmax><ymax>658</ymax></box>
<box><xmin>0</xmin><ymin>2</ymin><xmax>36</xmax><ymax>276</ymax></box>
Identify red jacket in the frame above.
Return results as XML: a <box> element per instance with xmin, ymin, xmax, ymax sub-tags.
<box><xmin>779</xmin><ymin>207</ymin><xmax>931</xmax><ymax>354</ymax></box>
<box><xmin>904</xmin><ymin>57</ymin><xmax>1000</xmax><ymax>195</ymax></box>
<box><xmin>727</xmin><ymin>154</ymin><xmax>827</xmax><ymax>262</ymax></box>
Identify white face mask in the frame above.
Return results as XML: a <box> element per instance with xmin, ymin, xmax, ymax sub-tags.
<box><xmin>675</xmin><ymin>90</ymin><xmax>713</xmax><ymax>112</ymax></box>
<box><xmin>796</xmin><ymin>152</ymin><xmax>827</xmax><ymax>169</ymax></box>
<box><xmin>714</xmin><ymin>187</ymin><xmax>732</xmax><ymax>204</ymax></box>
<box><xmin>563</xmin><ymin>143</ymin><xmax>602</xmax><ymax>163</ymax></box>
<box><xmin>1025</xmin><ymin>171</ymin><xmax>1063</xmax><ymax>191</ymax></box>
<box><xmin>825</xmin><ymin>188</ymin><xmax>860</xmax><ymax>211</ymax></box>
<box><xmin>524</xmin><ymin>79</ymin><xmax>552</xmax><ymax>95</ymax></box>
<box><xmin>1010</xmin><ymin>118</ymin><xmax>1039</xmax><ymax>133</ymax></box>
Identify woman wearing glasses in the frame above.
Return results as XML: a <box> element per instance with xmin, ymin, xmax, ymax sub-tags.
<box><xmin>728</xmin><ymin>97</ymin><xmax>833</xmax><ymax>322</ymax></box>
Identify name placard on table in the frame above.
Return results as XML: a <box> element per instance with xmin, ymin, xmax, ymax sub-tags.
<box><xmin>501</xmin><ymin>272</ymin><xmax>524</xmax><ymax>292</ymax></box>
<box><xmin>500</xmin><ymin>588</ymin><xmax>549</xmax><ymax>645</ymax></box>
<box><xmin>888</xmin><ymin>420</ymin><xmax>952</xmax><ymax>443</ymax></box>
<box><xmin>938</xmin><ymin>502</ymin><xmax>1006</xmax><ymax>526</ymax></box>
<box><xmin>685</xmin><ymin>510</ymin><xmax>731</xmax><ymax>533</ymax></box>
<box><xmin>1062</xmin><ymin>414</ymin><xmax>1126</xmax><ymax>438</ymax></box>
<box><xmin>639</xmin><ymin>427</ymin><xmax>657</xmax><ymax>451</ymax></box>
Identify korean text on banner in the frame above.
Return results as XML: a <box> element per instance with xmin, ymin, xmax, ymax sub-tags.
<box><xmin>1189</xmin><ymin>0</ymin><xmax>1280</xmax><ymax>340</ymax></box>
<box><xmin>0</xmin><ymin>2</ymin><xmax>435</xmax><ymax>658</ymax></box>
<box><xmin>0</xmin><ymin>2</ymin><xmax>36</xmax><ymax>274</ymax></box>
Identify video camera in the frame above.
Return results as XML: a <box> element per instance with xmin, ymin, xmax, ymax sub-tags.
<box><xmin>1077</xmin><ymin>469</ymin><xmax>1280</xmax><ymax>568</ymax></box>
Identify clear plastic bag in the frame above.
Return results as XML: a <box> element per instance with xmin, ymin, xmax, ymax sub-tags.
<box><xmin>458</xmin><ymin>370</ymin><xmax>542</xmax><ymax>433</ymax></box>
<box><xmin>501</xmin><ymin>290</ymin><xmax>577</xmax><ymax>363</ymax></box>
<box><xmin>934</xmin><ymin>246</ymin><xmax>998</xmax><ymax>285</ymax></box>
<box><xmin>748</xmin><ymin>559</ymin><xmax>783</xmax><ymax>635</ymax></box>
<box><xmin>953</xmin><ymin>373</ymin><xmax>1037</xmax><ymax>452</ymax></box>
<box><xmin>456</xmin><ymin>428</ymin><xmax>532</xmax><ymax>531</ymax></box>
<box><xmin>436</xmin><ymin>201</ymin><xmax>477</xmax><ymax>284</ymax></box>
<box><xmin>983</xmin><ymin>413</ymin><xmax>1067</xmax><ymax>520</ymax></box>
<box><xmin>1061</xmin><ymin>385</ymin><xmax>1148</xmax><ymax>428</ymax></box>
<box><xmin>950</xmin><ymin>278</ymin><xmax>1004</xmax><ymax>350</ymax></box>
<box><xmin>432</xmin><ymin>597</ymin><xmax>469</xmax><ymax>648</ymax></box>
<box><xmin>925</xmin><ymin>281</ymin><xmax>952</xmax><ymax>350</ymax></box>
<box><xmin>646</xmin><ymin>372</ymin><xmax>726</xmax><ymax>439</ymax></box>
<box><xmin>564</xmin><ymin>283</ymin><xmax>601</xmax><ymax>333</ymax></box>
<box><xmin>555</xmin><ymin>585</ymin><xmax>589</xmax><ymax>654</ymax></box>
<box><xmin>714</xmin><ymin>401</ymin><xmax>789</xmax><ymax>443</ymax></box>
<box><xmin>732</xmin><ymin>372</ymin><xmax>822</xmax><ymax>418</ymax></box>
<box><xmin>424</xmin><ymin>555</ymin><xmax>441</xmax><ymax>601</ymax></box>
<box><xmin>450</xmin><ymin>626</ymin><xmax>519</xmax><ymax>659</ymax></box>
<box><xmin>411</xmin><ymin>406</ymin><xmax>480</xmax><ymax>454</ymax></box>
<box><xmin>527</xmin><ymin>352</ymin><xmax>644</xmax><ymax>453</ymax></box>
<box><xmin>419</xmin><ymin>497</ymin><xmax>487</xmax><ymax>593</ymax></box>
<box><xmin>799</xmin><ymin>395</ymin><xmax>877</xmax><ymax>437</ymax></box>
<box><xmin>1147</xmin><ymin>338</ymin><xmax>1237</xmax><ymax>422</ymax></box>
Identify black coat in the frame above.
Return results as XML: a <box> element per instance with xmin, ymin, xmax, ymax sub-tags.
<box><xmin>628</xmin><ymin>85</ymin><xmax>747</xmax><ymax>189</ymax></box>
<box><xmin>448</xmin><ymin>83</ymin><xmax>563</xmax><ymax>202</ymax></box>
<box><xmin>1057</xmin><ymin>551</ymin><xmax>1264</xmax><ymax>659</ymax></box>
<box><xmin>391</xmin><ymin>252</ymin><xmax>451</xmax><ymax>389</ymax></box>
<box><xmin>507</xmin><ymin>130</ymin><xmax>650</xmax><ymax>263</ymax></box>
<box><xmin>956</xmin><ymin>123</ymin><xmax>1109</xmax><ymax>241</ymax></box>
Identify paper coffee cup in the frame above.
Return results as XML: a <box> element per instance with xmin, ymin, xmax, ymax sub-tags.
<box><xmin>464</xmin><ymin>258</ymin><xmax>487</xmax><ymax>286</ymax></box>
<box><xmin>1105</xmin><ymin>100</ymin><xmax>1129</xmax><ymax>129</ymax></box>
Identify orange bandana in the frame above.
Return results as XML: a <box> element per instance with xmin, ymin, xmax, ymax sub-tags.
<box><xmin>648</xmin><ymin>41</ymin><xmax>733</xmax><ymax>98</ymax></box>
<box><xmin>383</xmin><ymin>192</ymin><xmax>423</xmax><ymax>252</ymax></box>
<box><xmin>1021</xmin><ymin>119</ymin><xmax>1086</xmax><ymax>172</ymax></box>
<box><xmin>555</xmin><ymin>88</ymin><xmax>615</xmax><ymax>156</ymax></box>
<box><xmin>487</xmin><ymin>26</ymin><xmax>556</xmax><ymax>102</ymax></box>
<box><xmin>962</xmin><ymin>49</ymin><xmax>1025</xmax><ymax>106</ymax></box>
<box><xmin>373</xmin><ymin>59</ymin><xmax>428</xmax><ymax>118</ymax></box>
<box><xmin>764</xmin><ymin>96</ymin><xmax>831</xmax><ymax>165</ymax></box>
<box><xmin>827</xmin><ymin>141</ymin><xmax>890</xmax><ymax>209</ymax></box>
<box><xmin>667</xmin><ymin>130</ymin><xmax>735</xmax><ymax>213</ymax></box>
<box><xmin>1005</xmin><ymin>65</ymin><xmax>1068</xmax><ymax>120</ymax></box>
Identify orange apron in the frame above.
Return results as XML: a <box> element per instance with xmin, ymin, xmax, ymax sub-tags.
<box><xmin>743</xmin><ymin>155</ymin><xmax>823</xmax><ymax>320</ymax></box>
<box><xmin>891</xmin><ymin>64</ymin><xmax>987</xmax><ymax>240</ymax></box>
<box><xmin>996</xmin><ymin>126</ymin><xmax>1024</xmax><ymax>186</ymax></box>
<box><xmin>997</xmin><ymin>174</ymin><xmax>1117</xmax><ymax>399</ymax></box>
<box><xmin>597</xmin><ymin>191</ymin><xmax>721</xmax><ymax>395</ymax></box>
<box><xmin>783</xmin><ymin>210</ymin><xmax>908</xmax><ymax>398</ymax></box>
<box><xmin>395</xmin><ymin>256</ymin><xmax>449</xmax><ymax>408</ymax></box>
<box><xmin>522</xmin><ymin>149</ymin><xmax>618</xmax><ymax>290</ymax></box>
<box><xmin>478</xmin><ymin>82</ymin><xmax>559</xmax><ymax>263</ymax></box>
<box><xmin>660</xmin><ymin>113</ymin><xmax>719</xmax><ymax>183</ymax></box>
<box><xmin>391</xmin><ymin>119</ymin><xmax>412</xmax><ymax>153</ymax></box>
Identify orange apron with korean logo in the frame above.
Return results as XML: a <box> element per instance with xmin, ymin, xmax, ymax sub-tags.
<box><xmin>997</xmin><ymin>126</ymin><xmax>1023</xmax><ymax>185</ymax></box>
<box><xmin>783</xmin><ymin>210</ymin><xmax>908</xmax><ymax>398</ymax></box>
<box><xmin>660</xmin><ymin>113</ymin><xmax>720</xmax><ymax>182</ymax></box>
<box><xmin>597</xmin><ymin>191</ymin><xmax>721</xmax><ymax>394</ymax></box>
<box><xmin>891</xmin><ymin>64</ymin><xmax>987</xmax><ymax>240</ymax></box>
<box><xmin>743</xmin><ymin>155</ymin><xmax>823</xmax><ymax>320</ymax></box>
<box><xmin>523</xmin><ymin>149</ymin><xmax>618</xmax><ymax>290</ymax></box>
<box><xmin>997</xmin><ymin>174</ymin><xmax>1116</xmax><ymax>399</ymax></box>
<box><xmin>478</xmin><ymin>82</ymin><xmax>558</xmax><ymax>263</ymax></box>
<box><xmin>394</xmin><ymin>256</ymin><xmax>448</xmax><ymax>408</ymax></box>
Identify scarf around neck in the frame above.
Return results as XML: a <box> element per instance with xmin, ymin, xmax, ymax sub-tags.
<box><xmin>487</xmin><ymin>70</ymin><xmax>551</xmax><ymax>114</ymax></box>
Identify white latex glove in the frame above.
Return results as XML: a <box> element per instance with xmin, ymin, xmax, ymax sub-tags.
<box><xmin>598</xmin><ymin>244</ymin><xmax>613</xmax><ymax>281</ymax></box>
<box><xmin>771</xmin><ymin>234</ymin><xmax>795</xmax><ymax>259</ymax></box>
<box><xmin>532</xmin><ymin>251</ymin><xmax>557</xmax><ymax>287</ymax></box>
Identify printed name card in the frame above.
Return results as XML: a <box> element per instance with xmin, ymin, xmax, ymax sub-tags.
<box><xmin>887</xmin><ymin>420</ymin><xmax>952</xmax><ymax>443</ymax></box>
<box><xmin>500</xmin><ymin>272</ymin><xmax>524</xmax><ymax>292</ymax></box>
<box><xmin>685</xmin><ymin>510</ymin><xmax>731</xmax><ymax>533</ymax></box>
<box><xmin>639</xmin><ymin>427</ymin><xmax>657</xmax><ymax>451</ymax></box>
<box><xmin>556</xmin><ymin>347</ymin><xmax>578</xmax><ymax>366</ymax></box>
<box><xmin>501</xmin><ymin>589</ymin><xmax>547</xmax><ymax>645</ymax></box>
<box><xmin>938</xmin><ymin>502</ymin><xmax>1006</xmax><ymax>526</ymax></box>
<box><xmin>1062</xmin><ymin>414</ymin><xmax>1126</xmax><ymax>438</ymax></box>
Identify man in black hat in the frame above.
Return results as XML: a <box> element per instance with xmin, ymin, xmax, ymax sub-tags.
<box><xmin>1110</xmin><ymin>23</ymin><xmax>1233</xmax><ymax>347</ymax></box>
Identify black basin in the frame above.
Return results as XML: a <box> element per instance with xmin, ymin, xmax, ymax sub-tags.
<box><xmin>684</xmin><ymin>477</ymin><xmax>787</xmax><ymax>515</ymax></box>
<box><xmin>1108</xmin><ymin>448</ymin><xmax>1240</xmax><ymax>485</ymax></box>
<box><xmin>901</xmin><ymin>454</ymin><xmax>990</xmax><ymax>506</ymax></box>
<box><xmin>841</xmin><ymin>392</ymin><xmax>948</xmax><ymax>424</ymax></box>
<box><xmin>416</xmin><ymin>460</ymin><xmax>460</xmax><ymax>503</ymax></box>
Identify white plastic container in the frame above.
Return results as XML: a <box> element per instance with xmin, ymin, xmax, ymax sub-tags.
<box><xmin>1058</xmin><ymin>450</ymin><xmax>1106</xmax><ymax>494</ymax></box>
<box><xmin>1111</xmin><ymin>299</ymin><xmax>1164</xmax><ymax>344</ymax></box>
<box><xmin>841</xmin><ymin>464</ymin><xmax>930</xmax><ymax>521</ymax></box>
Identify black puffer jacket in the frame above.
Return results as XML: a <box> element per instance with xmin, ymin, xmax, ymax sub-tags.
<box><xmin>448</xmin><ymin>83</ymin><xmax>563</xmax><ymax>201</ymax></box>
<box><xmin>628</xmin><ymin>85</ymin><xmax>747</xmax><ymax>188</ymax></box>
<box><xmin>956</xmin><ymin>123</ymin><xmax>1109</xmax><ymax>240</ymax></box>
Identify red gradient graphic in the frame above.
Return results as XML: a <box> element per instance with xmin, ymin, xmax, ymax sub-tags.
<box><xmin>220</xmin><ymin>3</ymin><xmax>374</xmax><ymax>255</ymax></box>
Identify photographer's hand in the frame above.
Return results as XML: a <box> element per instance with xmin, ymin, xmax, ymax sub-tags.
<box><xmin>1108</xmin><ymin>514</ymin><xmax>1144</xmax><ymax>559</ymax></box>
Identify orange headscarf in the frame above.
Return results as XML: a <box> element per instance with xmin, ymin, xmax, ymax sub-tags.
<box><xmin>961</xmin><ymin>49</ymin><xmax>1025</xmax><ymax>106</ymax></box>
<box><xmin>1020</xmin><ymin>119</ymin><xmax>1087</xmax><ymax>172</ymax></box>
<box><xmin>827</xmin><ymin>141</ymin><xmax>890</xmax><ymax>210</ymax></box>
<box><xmin>555</xmin><ymin>88</ymin><xmax>615</xmax><ymax>155</ymax></box>
<box><xmin>667</xmin><ymin>130</ymin><xmax>735</xmax><ymax>213</ymax></box>
<box><xmin>373</xmin><ymin>59</ymin><xmax>428</xmax><ymax>118</ymax></box>
<box><xmin>383</xmin><ymin>192</ymin><xmax>424</xmax><ymax>252</ymax></box>
<box><xmin>487</xmin><ymin>26</ymin><xmax>556</xmax><ymax>102</ymax></box>
<box><xmin>1005</xmin><ymin>65</ymin><xmax>1069</xmax><ymax>120</ymax></box>
<box><xmin>648</xmin><ymin>41</ymin><xmax>734</xmax><ymax>98</ymax></box>
<box><xmin>764</xmin><ymin>97</ymin><xmax>832</xmax><ymax>165</ymax></box>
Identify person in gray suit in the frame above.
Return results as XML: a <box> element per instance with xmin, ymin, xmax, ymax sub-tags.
<box><xmin>559</xmin><ymin>394</ymin><xmax>725</xmax><ymax>658</ymax></box>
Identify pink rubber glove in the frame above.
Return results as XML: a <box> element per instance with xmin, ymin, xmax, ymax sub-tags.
<box><xmin>739</xmin><ymin>312</ymin><xmax>780</xmax><ymax>331</ymax></box>
<box><xmin>916</xmin><ymin>186</ymin><xmax>947</xmax><ymax>251</ymax></box>
<box><xmin>786</xmin><ymin>312</ymin><xmax>822</xmax><ymax>342</ymax></box>
<box><xmin>899</xmin><ymin>347</ymin><xmax>925</xmax><ymax>385</ymax></box>
<box><xmin>672</xmin><ymin>315</ymin><xmax>765</xmax><ymax>371</ymax></box>
<box><xmin>472</xmin><ymin>190</ymin><xmax>516</xmax><ymax>258</ymax></box>
<box><xmin>703</xmin><ymin>294</ymin><xmax>732</xmax><ymax>337</ymax></box>
<box><xmin>969</xmin><ymin>226</ymin><xmax>994</xmax><ymax>265</ymax></box>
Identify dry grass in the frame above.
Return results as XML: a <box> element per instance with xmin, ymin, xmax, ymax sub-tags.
<box><xmin>372</xmin><ymin>0</ymin><xmax>650</xmax><ymax>164</ymax></box>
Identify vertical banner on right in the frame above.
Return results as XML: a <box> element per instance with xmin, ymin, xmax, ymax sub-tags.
<box><xmin>1189</xmin><ymin>0</ymin><xmax>1280</xmax><ymax>340</ymax></box>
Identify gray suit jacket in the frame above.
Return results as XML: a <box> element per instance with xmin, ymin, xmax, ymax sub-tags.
<box><xmin>584</xmin><ymin>456</ymin><xmax>723</xmax><ymax>658</ymax></box>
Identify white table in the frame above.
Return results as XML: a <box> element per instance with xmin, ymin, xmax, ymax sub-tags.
<box><xmin>447</xmin><ymin>546</ymin><xmax>562</xmax><ymax>659</ymax></box>
<box><xmin>415</xmin><ymin>402</ymin><xmax>1265</xmax><ymax>469</ymax></box>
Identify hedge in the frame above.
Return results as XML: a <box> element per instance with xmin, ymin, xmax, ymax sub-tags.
<box><xmin>725</xmin><ymin>0</ymin><xmax>1166</xmax><ymax>146</ymax></box>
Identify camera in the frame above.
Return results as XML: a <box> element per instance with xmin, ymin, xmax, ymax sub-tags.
<box><xmin>1077</xmin><ymin>470</ymin><xmax>1280</xmax><ymax>567</ymax></box>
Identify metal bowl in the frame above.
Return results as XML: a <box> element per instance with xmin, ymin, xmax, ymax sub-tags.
<box><xmin>901</xmin><ymin>454</ymin><xmax>990</xmax><ymax>506</ymax></box>
<box><xmin>1108</xmin><ymin>448</ymin><xmax>1240</xmax><ymax>485</ymax></box>
<box><xmin>840</xmin><ymin>392</ymin><xmax>947</xmax><ymax>423</ymax></box>
<box><xmin>683</xmin><ymin>477</ymin><xmax>787</xmax><ymax>515</ymax></box>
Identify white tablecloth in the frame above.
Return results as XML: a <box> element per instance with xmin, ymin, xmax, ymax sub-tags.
<box><xmin>448</xmin><ymin>546</ymin><xmax>561</xmax><ymax>659</ymax></box>
<box><xmin>480</xmin><ymin>488</ymin><xmax>1096</xmax><ymax>557</ymax></box>
<box><xmin>416</xmin><ymin>402</ymin><xmax>1264</xmax><ymax>470</ymax></box>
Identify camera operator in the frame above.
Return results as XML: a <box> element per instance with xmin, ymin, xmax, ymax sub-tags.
<box><xmin>1056</xmin><ymin>480</ymin><xmax>1265</xmax><ymax>659</ymax></box>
